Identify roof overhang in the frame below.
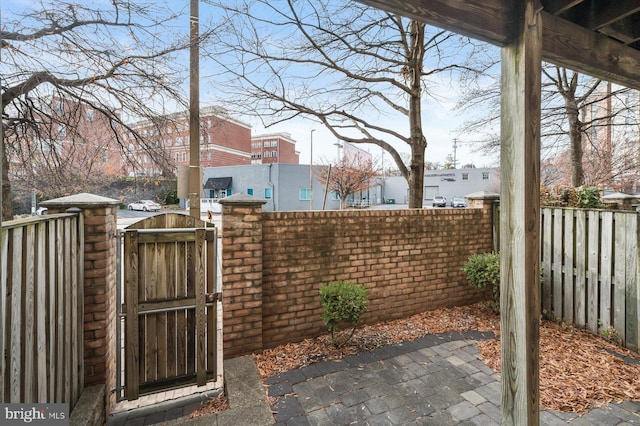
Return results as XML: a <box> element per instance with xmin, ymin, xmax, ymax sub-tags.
<box><xmin>204</xmin><ymin>177</ymin><xmax>232</xmax><ymax>190</ymax></box>
<box><xmin>355</xmin><ymin>0</ymin><xmax>640</xmax><ymax>90</ymax></box>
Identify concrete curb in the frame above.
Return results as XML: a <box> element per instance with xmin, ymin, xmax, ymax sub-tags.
<box><xmin>184</xmin><ymin>355</ymin><xmax>274</xmax><ymax>426</ymax></box>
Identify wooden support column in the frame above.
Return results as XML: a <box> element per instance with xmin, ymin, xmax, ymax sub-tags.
<box><xmin>500</xmin><ymin>1</ymin><xmax>542</xmax><ymax>424</ymax></box>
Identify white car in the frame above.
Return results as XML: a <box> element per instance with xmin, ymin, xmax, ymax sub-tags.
<box><xmin>127</xmin><ymin>200</ymin><xmax>161</xmax><ymax>212</ymax></box>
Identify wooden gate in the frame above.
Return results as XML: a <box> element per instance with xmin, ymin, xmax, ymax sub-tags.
<box><xmin>122</xmin><ymin>214</ymin><xmax>221</xmax><ymax>400</ymax></box>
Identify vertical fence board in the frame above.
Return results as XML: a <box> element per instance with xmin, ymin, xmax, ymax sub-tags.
<box><xmin>195</xmin><ymin>229</ymin><xmax>206</xmax><ymax>386</ymax></box>
<box><xmin>23</xmin><ymin>224</ymin><xmax>35</xmax><ymax>402</ymax></box>
<box><xmin>613</xmin><ymin>214</ymin><xmax>627</xmax><ymax>342</ymax></box>
<box><xmin>553</xmin><ymin>210</ymin><xmax>563</xmax><ymax>319</ymax></box>
<box><xmin>1</xmin><ymin>228</ymin><xmax>9</xmax><ymax>402</ymax></box>
<box><xmin>586</xmin><ymin>211</ymin><xmax>599</xmax><ymax>333</ymax></box>
<box><xmin>0</xmin><ymin>229</ymin><xmax>7</xmax><ymax>403</ymax></box>
<box><xmin>600</xmin><ymin>212</ymin><xmax>613</xmax><ymax>331</ymax></box>
<box><xmin>47</xmin><ymin>222</ymin><xmax>56</xmax><ymax>402</ymax></box>
<box><xmin>574</xmin><ymin>210</ymin><xmax>587</xmax><ymax>327</ymax></box>
<box><xmin>541</xmin><ymin>209</ymin><xmax>552</xmax><ymax>315</ymax></box>
<box><xmin>165</xmin><ymin>242</ymin><xmax>177</xmax><ymax>378</ymax></box>
<box><xmin>186</xmin><ymin>240</ymin><xmax>196</xmax><ymax>375</ymax></box>
<box><xmin>144</xmin><ymin>243</ymin><xmax>158</xmax><ymax>383</ymax></box>
<box><xmin>70</xmin><ymin>217</ymin><xmax>79</xmax><ymax>404</ymax></box>
<box><xmin>10</xmin><ymin>228</ymin><xmax>23</xmax><ymax>402</ymax></box>
<box><xmin>63</xmin><ymin>219</ymin><xmax>72</xmax><ymax>403</ymax></box>
<box><xmin>206</xmin><ymin>230</ymin><xmax>216</xmax><ymax>375</ymax></box>
<box><xmin>176</xmin><ymin>242</ymin><xmax>187</xmax><ymax>376</ymax></box>
<box><xmin>125</xmin><ymin>231</ymin><xmax>140</xmax><ymax>400</ymax></box>
<box><xmin>563</xmin><ymin>209</ymin><xmax>574</xmax><ymax>323</ymax></box>
<box><xmin>156</xmin><ymin>242</ymin><xmax>168</xmax><ymax>380</ymax></box>
<box><xmin>627</xmin><ymin>215</ymin><xmax>639</xmax><ymax>350</ymax></box>
<box><xmin>55</xmin><ymin>220</ymin><xmax>64</xmax><ymax>402</ymax></box>
<box><xmin>36</xmin><ymin>222</ymin><xmax>47</xmax><ymax>402</ymax></box>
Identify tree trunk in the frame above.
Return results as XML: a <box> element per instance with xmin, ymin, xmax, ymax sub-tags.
<box><xmin>1</xmin><ymin>128</ymin><xmax>12</xmax><ymax>221</ymax></box>
<box><xmin>407</xmin><ymin>20</ymin><xmax>427</xmax><ymax>209</ymax></box>
<box><xmin>565</xmin><ymin>99</ymin><xmax>584</xmax><ymax>187</ymax></box>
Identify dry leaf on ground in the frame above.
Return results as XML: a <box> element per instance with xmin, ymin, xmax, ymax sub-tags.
<box><xmin>256</xmin><ymin>302</ymin><xmax>640</xmax><ymax>415</ymax></box>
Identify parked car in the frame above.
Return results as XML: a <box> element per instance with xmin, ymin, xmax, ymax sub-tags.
<box><xmin>35</xmin><ymin>207</ymin><xmax>48</xmax><ymax>215</ymax></box>
<box><xmin>451</xmin><ymin>197</ymin><xmax>467</xmax><ymax>208</ymax></box>
<box><xmin>127</xmin><ymin>200</ymin><xmax>161</xmax><ymax>212</ymax></box>
<box><xmin>432</xmin><ymin>195</ymin><xmax>447</xmax><ymax>207</ymax></box>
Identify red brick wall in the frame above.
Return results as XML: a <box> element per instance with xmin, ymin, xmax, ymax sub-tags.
<box><xmin>220</xmin><ymin>200</ymin><xmax>266</xmax><ymax>357</ymax></box>
<box><xmin>222</xmin><ymin>200</ymin><xmax>494</xmax><ymax>355</ymax></box>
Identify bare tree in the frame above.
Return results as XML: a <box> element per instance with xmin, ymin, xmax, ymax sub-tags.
<box><xmin>456</xmin><ymin>65</ymin><xmax>640</xmax><ymax>188</ymax></box>
<box><xmin>1</xmin><ymin>0</ymin><xmax>214</xmax><ymax>219</ymax></box>
<box><xmin>316</xmin><ymin>155</ymin><xmax>380</xmax><ymax>209</ymax></box>
<box><xmin>202</xmin><ymin>0</ymin><xmax>492</xmax><ymax>208</ymax></box>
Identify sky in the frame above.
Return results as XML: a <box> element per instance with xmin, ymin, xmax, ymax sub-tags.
<box><xmin>1</xmin><ymin>0</ymin><xmax>500</xmax><ymax>170</ymax></box>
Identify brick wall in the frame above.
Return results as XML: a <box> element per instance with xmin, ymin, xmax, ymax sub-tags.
<box><xmin>221</xmin><ymin>194</ymin><xmax>495</xmax><ymax>356</ymax></box>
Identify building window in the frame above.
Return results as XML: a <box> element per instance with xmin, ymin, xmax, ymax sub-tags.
<box><xmin>175</xmin><ymin>153</ymin><xmax>180</xmax><ymax>162</ymax></box>
<box><xmin>55</xmin><ymin>101</ymin><xmax>64</xmax><ymax>114</ymax></box>
<box><xmin>182</xmin><ymin>152</ymin><xmax>187</xmax><ymax>162</ymax></box>
<box><xmin>462</xmin><ymin>173</ymin><xmax>469</xmax><ymax>180</ymax></box>
<box><xmin>247</xmin><ymin>188</ymin><xmax>254</xmax><ymax>196</ymax></box>
<box><xmin>271</xmin><ymin>150</ymin><xmax>277</xmax><ymax>157</ymax></box>
<box><xmin>264</xmin><ymin>188</ymin><xmax>272</xmax><ymax>199</ymax></box>
<box><xmin>331</xmin><ymin>191</ymin><xmax>340</xmax><ymax>201</ymax></box>
<box><xmin>86</xmin><ymin>109</ymin><xmax>94</xmax><ymax>121</ymax></box>
<box><xmin>299</xmin><ymin>188</ymin><xmax>311</xmax><ymax>200</ymax></box>
<box><xmin>482</xmin><ymin>172</ymin><xmax>489</xmax><ymax>180</ymax></box>
<box><xmin>264</xmin><ymin>151</ymin><xmax>270</xmax><ymax>158</ymax></box>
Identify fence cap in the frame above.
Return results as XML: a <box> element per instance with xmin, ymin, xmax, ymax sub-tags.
<box><xmin>465</xmin><ymin>191</ymin><xmax>500</xmax><ymax>200</ymax></box>
<box><xmin>40</xmin><ymin>192</ymin><xmax>120</xmax><ymax>208</ymax></box>
<box><xmin>218</xmin><ymin>192</ymin><xmax>268</xmax><ymax>206</ymax></box>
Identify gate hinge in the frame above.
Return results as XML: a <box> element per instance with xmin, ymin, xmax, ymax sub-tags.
<box><xmin>206</xmin><ymin>292</ymin><xmax>222</xmax><ymax>303</ymax></box>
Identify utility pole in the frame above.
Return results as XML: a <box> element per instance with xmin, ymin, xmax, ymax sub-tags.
<box><xmin>188</xmin><ymin>0</ymin><xmax>201</xmax><ymax>219</ymax></box>
<box><xmin>309</xmin><ymin>129</ymin><xmax>315</xmax><ymax>210</ymax></box>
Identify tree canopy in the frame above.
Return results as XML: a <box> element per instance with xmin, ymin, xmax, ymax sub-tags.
<box><xmin>1</xmin><ymin>0</ymin><xmax>213</xmax><ymax>219</ymax></box>
<box><xmin>202</xmin><ymin>0</ymin><xmax>493</xmax><ymax>207</ymax></box>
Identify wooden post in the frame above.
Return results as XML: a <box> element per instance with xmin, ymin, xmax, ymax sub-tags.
<box><xmin>500</xmin><ymin>1</ymin><xmax>542</xmax><ymax>424</ymax></box>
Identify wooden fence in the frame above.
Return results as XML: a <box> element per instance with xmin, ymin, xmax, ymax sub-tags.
<box><xmin>0</xmin><ymin>213</ymin><xmax>84</xmax><ymax>407</ymax></box>
<box><xmin>540</xmin><ymin>207</ymin><xmax>639</xmax><ymax>350</ymax></box>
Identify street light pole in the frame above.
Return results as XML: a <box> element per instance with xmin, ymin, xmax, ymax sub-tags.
<box><xmin>309</xmin><ymin>129</ymin><xmax>315</xmax><ymax>210</ymax></box>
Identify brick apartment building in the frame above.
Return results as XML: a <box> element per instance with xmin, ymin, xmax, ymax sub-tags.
<box><xmin>7</xmin><ymin>97</ymin><xmax>124</xmax><ymax>192</ymax></box>
<box><xmin>125</xmin><ymin>106</ymin><xmax>253</xmax><ymax>176</ymax></box>
<box><xmin>250</xmin><ymin>133</ymin><xmax>300</xmax><ymax>164</ymax></box>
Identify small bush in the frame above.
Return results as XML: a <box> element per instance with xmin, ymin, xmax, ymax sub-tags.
<box><xmin>462</xmin><ymin>252</ymin><xmax>500</xmax><ymax>313</ymax></box>
<box><xmin>576</xmin><ymin>186</ymin><xmax>604</xmax><ymax>209</ymax></box>
<box><xmin>319</xmin><ymin>281</ymin><xmax>368</xmax><ymax>347</ymax></box>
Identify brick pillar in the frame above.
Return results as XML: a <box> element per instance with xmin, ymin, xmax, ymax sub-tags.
<box><xmin>219</xmin><ymin>193</ymin><xmax>267</xmax><ymax>357</ymax></box>
<box><xmin>41</xmin><ymin>193</ymin><xmax>120</xmax><ymax>414</ymax></box>
<box><xmin>466</xmin><ymin>191</ymin><xmax>500</xmax><ymax>252</ymax></box>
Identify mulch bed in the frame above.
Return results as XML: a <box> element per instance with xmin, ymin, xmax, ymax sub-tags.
<box><xmin>254</xmin><ymin>302</ymin><xmax>640</xmax><ymax>415</ymax></box>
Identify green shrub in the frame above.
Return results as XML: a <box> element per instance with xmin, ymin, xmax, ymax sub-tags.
<box><xmin>319</xmin><ymin>281</ymin><xmax>368</xmax><ymax>347</ymax></box>
<box><xmin>462</xmin><ymin>252</ymin><xmax>500</xmax><ymax>313</ymax></box>
<box><xmin>576</xmin><ymin>186</ymin><xmax>604</xmax><ymax>209</ymax></box>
